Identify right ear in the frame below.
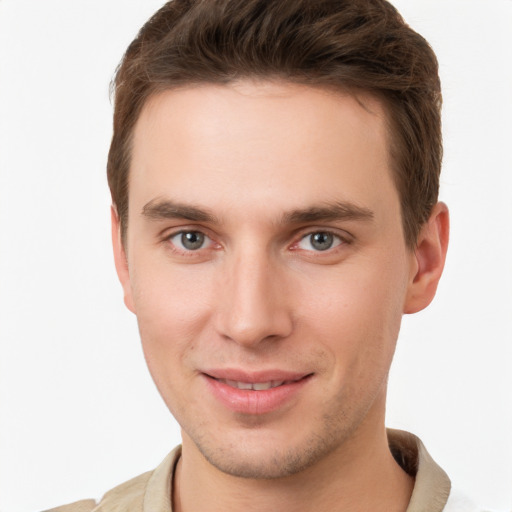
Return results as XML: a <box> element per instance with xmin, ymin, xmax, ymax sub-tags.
<box><xmin>111</xmin><ymin>206</ymin><xmax>136</xmax><ymax>313</ymax></box>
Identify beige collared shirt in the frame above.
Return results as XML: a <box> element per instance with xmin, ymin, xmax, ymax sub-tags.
<box><xmin>44</xmin><ymin>430</ymin><xmax>479</xmax><ymax>512</ymax></box>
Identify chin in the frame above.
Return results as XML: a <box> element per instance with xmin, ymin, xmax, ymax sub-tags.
<box><xmin>200</xmin><ymin>440</ymin><xmax>329</xmax><ymax>479</ymax></box>
<box><xmin>185</xmin><ymin>414</ymin><xmax>355</xmax><ymax>480</ymax></box>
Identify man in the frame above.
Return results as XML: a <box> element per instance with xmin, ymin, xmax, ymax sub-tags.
<box><xmin>46</xmin><ymin>0</ymin><xmax>481</xmax><ymax>510</ymax></box>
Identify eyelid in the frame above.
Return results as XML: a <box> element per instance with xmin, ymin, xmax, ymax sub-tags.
<box><xmin>161</xmin><ymin>224</ymin><xmax>214</xmax><ymax>242</ymax></box>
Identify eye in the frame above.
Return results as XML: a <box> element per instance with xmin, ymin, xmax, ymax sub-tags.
<box><xmin>297</xmin><ymin>231</ymin><xmax>343</xmax><ymax>252</ymax></box>
<box><xmin>169</xmin><ymin>231</ymin><xmax>213</xmax><ymax>251</ymax></box>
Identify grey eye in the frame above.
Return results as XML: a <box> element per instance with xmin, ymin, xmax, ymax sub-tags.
<box><xmin>171</xmin><ymin>231</ymin><xmax>208</xmax><ymax>251</ymax></box>
<box><xmin>298</xmin><ymin>232</ymin><xmax>342</xmax><ymax>252</ymax></box>
<box><xmin>181</xmin><ymin>231</ymin><xmax>205</xmax><ymax>250</ymax></box>
<box><xmin>310</xmin><ymin>232</ymin><xmax>334</xmax><ymax>251</ymax></box>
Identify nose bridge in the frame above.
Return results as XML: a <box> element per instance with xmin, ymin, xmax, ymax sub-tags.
<box><xmin>216</xmin><ymin>243</ymin><xmax>293</xmax><ymax>346</ymax></box>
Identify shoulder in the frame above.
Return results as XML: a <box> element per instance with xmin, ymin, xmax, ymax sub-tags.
<box><xmin>42</xmin><ymin>471</ymin><xmax>152</xmax><ymax>512</ymax></box>
<box><xmin>43</xmin><ymin>447</ymin><xmax>181</xmax><ymax>512</ymax></box>
<box><xmin>96</xmin><ymin>468</ymin><xmax>157</xmax><ymax>511</ymax></box>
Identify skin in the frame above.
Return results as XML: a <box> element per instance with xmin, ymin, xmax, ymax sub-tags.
<box><xmin>113</xmin><ymin>81</ymin><xmax>449</xmax><ymax>512</ymax></box>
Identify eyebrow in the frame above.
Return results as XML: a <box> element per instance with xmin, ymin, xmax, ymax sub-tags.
<box><xmin>141</xmin><ymin>198</ymin><xmax>374</xmax><ymax>225</ymax></box>
<box><xmin>282</xmin><ymin>202</ymin><xmax>374</xmax><ymax>224</ymax></box>
<box><xmin>142</xmin><ymin>198</ymin><xmax>219</xmax><ymax>223</ymax></box>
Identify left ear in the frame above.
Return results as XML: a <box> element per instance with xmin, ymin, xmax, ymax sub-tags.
<box><xmin>404</xmin><ymin>202</ymin><xmax>449</xmax><ymax>314</ymax></box>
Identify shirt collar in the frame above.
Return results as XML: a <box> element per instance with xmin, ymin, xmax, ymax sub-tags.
<box><xmin>388</xmin><ymin>429</ymin><xmax>451</xmax><ymax>512</ymax></box>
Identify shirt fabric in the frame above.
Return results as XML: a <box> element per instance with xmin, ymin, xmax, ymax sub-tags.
<box><xmin>43</xmin><ymin>429</ymin><xmax>485</xmax><ymax>512</ymax></box>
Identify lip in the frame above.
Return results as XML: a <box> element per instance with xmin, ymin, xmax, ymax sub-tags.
<box><xmin>202</xmin><ymin>369</ymin><xmax>313</xmax><ymax>415</ymax></box>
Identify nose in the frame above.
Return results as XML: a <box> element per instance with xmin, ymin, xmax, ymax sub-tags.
<box><xmin>214</xmin><ymin>248</ymin><xmax>294</xmax><ymax>347</ymax></box>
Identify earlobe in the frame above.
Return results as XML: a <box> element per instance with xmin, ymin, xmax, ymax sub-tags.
<box><xmin>404</xmin><ymin>202</ymin><xmax>450</xmax><ymax>314</ymax></box>
<box><xmin>111</xmin><ymin>206</ymin><xmax>136</xmax><ymax>314</ymax></box>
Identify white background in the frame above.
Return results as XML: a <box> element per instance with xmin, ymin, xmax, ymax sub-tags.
<box><xmin>0</xmin><ymin>1</ymin><xmax>511</xmax><ymax>511</ymax></box>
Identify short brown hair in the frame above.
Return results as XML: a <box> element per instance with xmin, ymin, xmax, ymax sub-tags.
<box><xmin>108</xmin><ymin>0</ymin><xmax>442</xmax><ymax>247</ymax></box>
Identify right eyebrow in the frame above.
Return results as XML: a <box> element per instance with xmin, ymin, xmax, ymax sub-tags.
<box><xmin>141</xmin><ymin>198</ymin><xmax>219</xmax><ymax>223</ymax></box>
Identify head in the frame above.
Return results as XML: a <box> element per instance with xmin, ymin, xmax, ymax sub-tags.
<box><xmin>110</xmin><ymin>0</ymin><xmax>448</xmax><ymax>480</ymax></box>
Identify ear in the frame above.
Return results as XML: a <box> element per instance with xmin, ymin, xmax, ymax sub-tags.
<box><xmin>111</xmin><ymin>206</ymin><xmax>136</xmax><ymax>314</ymax></box>
<box><xmin>404</xmin><ymin>202</ymin><xmax>449</xmax><ymax>314</ymax></box>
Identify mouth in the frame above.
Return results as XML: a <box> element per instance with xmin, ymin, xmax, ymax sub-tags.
<box><xmin>202</xmin><ymin>370</ymin><xmax>313</xmax><ymax>414</ymax></box>
<box><xmin>214</xmin><ymin>378</ymin><xmax>298</xmax><ymax>391</ymax></box>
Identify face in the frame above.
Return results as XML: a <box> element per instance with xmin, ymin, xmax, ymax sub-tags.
<box><xmin>114</xmin><ymin>81</ymin><xmax>430</xmax><ymax>479</ymax></box>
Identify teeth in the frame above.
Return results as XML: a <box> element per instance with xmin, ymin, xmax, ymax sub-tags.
<box><xmin>226</xmin><ymin>379</ymin><xmax>252</xmax><ymax>390</ymax></box>
<box><xmin>221</xmin><ymin>379</ymin><xmax>286</xmax><ymax>390</ymax></box>
<box><xmin>252</xmin><ymin>382</ymin><xmax>272</xmax><ymax>391</ymax></box>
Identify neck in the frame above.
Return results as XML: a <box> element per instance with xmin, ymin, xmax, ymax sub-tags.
<box><xmin>173</xmin><ymin>397</ymin><xmax>414</xmax><ymax>512</ymax></box>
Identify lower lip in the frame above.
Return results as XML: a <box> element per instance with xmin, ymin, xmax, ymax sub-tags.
<box><xmin>203</xmin><ymin>375</ymin><xmax>312</xmax><ymax>415</ymax></box>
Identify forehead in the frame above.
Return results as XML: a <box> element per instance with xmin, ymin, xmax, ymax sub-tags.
<box><xmin>129</xmin><ymin>81</ymin><xmax>399</xmax><ymax>225</ymax></box>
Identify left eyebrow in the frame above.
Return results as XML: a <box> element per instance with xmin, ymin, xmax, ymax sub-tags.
<box><xmin>282</xmin><ymin>201</ymin><xmax>374</xmax><ymax>224</ymax></box>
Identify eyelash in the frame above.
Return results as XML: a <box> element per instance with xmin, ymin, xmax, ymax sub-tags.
<box><xmin>162</xmin><ymin>228</ymin><xmax>351</xmax><ymax>257</ymax></box>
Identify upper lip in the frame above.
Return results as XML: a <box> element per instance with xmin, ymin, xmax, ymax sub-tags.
<box><xmin>202</xmin><ymin>368</ymin><xmax>311</xmax><ymax>383</ymax></box>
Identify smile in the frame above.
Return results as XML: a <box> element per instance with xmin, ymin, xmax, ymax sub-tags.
<box><xmin>217</xmin><ymin>379</ymin><xmax>289</xmax><ymax>390</ymax></box>
<box><xmin>203</xmin><ymin>371</ymin><xmax>313</xmax><ymax>414</ymax></box>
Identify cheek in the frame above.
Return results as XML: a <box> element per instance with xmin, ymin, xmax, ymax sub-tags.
<box><xmin>297</xmin><ymin>256</ymin><xmax>407</xmax><ymax>374</ymax></box>
<box><xmin>129</xmin><ymin>261</ymin><xmax>216</xmax><ymax>383</ymax></box>
<box><xmin>131</xmin><ymin>255</ymin><xmax>216</xmax><ymax>329</ymax></box>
